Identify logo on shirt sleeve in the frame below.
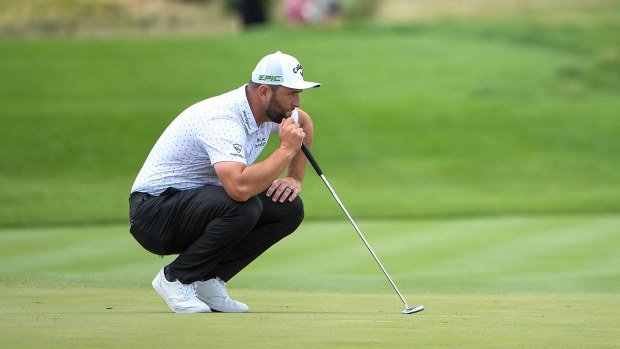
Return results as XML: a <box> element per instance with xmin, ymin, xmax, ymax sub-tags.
<box><xmin>229</xmin><ymin>144</ymin><xmax>245</xmax><ymax>158</ymax></box>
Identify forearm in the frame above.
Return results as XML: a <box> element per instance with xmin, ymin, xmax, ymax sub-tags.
<box><xmin>285</xmin><ymin>140</ymin><xmax>310</xmax><ymax>183</ymax></box>
<box><xmin>229</xmin><ymin>147</ymin><xmax>298</xmax><ymax>201</ymax></box>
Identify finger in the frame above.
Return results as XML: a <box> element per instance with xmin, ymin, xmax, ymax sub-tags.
<box><xmin>278</xmin><ymin>186</ymin><xmax>296</xmax><ymax>203</ymax></box>
<box><xmin>271</xmin><ymin>184</ymin><xmax>288</xmax><ymax>202</ymax></box>
<box><xmin>288</xmin><ymin>186</ymin><xmax>300</xmax><ymax>202</ymax></box>
<box><xmin>281</xmin><ymin>117</ymin><xmax>295</xmax><ymax>127</ymax></box>
<box><xmin>278</xmin><ymin>118</ymin><xmax>292</xmax><ymax>132</ymax></box>
<box><xmin>266</xmin><ymin>181</ymin><xmax>279</xmax><ymax>197</ymax></box>
<box><xmin>284</xmin><ymin>119</ymin><xmax>300</xmax><ymax>130</ymax></box>
<box><xmin>287</xmin><ymin>188</ymin><xmax>299</xmax><ymax>202</ymax></box>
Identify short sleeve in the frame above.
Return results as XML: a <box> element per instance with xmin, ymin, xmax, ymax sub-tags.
<box><xmin>196</xmin><ymin>116</ymin><xmax>248</xmax><ymax>165</ymax></box>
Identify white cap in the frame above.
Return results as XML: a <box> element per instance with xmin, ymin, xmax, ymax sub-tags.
<box><xmin>251</xmin><ymin>51</ymin><xmax>321</xmax><ymax>90</ymax></box>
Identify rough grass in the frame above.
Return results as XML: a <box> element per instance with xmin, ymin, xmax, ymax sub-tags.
<box><xmin>1</xmin><ymin>16</ymin><xmax>619</xmax><ymax>225</ymax></box>
<box><xmin>0</xmin><ymin>1</ymin><xmax>618</xmax><ymax>227</ymax></box>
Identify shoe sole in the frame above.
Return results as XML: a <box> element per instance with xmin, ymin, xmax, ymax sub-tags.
<box><xmin>209</xmin><ymin>307</ymin><xmax>249</xmax><ymax>313</ymax></box>
<box><xmin>196</xmin><ymin>295</ymin><xmax>248</xmax><ymax>313</ymax></box>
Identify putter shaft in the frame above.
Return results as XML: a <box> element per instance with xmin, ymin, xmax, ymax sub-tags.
<box><xmin>301</xmin><ymin>143</ymin><xmax>414</xmax><ymax>310</ymax></box>
<box><xmin>317</xmin><ymin>173</ymin><xmax>410</xmax><ymax>309</ymax></box>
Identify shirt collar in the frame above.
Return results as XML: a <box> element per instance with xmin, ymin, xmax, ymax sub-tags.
<box><xmin>237</xmin><ymin>84</ymin><xmax>258</xmax><ymax>134</ymax></box>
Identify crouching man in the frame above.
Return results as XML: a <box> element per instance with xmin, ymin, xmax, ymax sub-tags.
<box><xmin>129</xmin><ymin>51</ymin><xmax>320</xmax><ymax>313</ymax></box>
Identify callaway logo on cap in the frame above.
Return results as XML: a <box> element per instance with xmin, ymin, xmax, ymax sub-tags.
<box><xmin>251</xmin><ymin>51</ymin><xmax>321</xmax><ymax>90</ymax></box>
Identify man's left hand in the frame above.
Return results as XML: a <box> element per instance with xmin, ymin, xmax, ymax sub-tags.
<box><xmin>267</xmin><ymin>177</ymin><xmax>301</xmax><ymax>203</ymax></box>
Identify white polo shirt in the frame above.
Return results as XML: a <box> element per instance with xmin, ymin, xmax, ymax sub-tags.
<box><xmin>131</xmin><ymin>84</ymin><xmax>298</xmax><ymax>195</ymax></box>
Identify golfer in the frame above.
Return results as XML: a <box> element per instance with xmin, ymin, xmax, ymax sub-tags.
<box><xmin>129</xmin><ymin>51</ymin><xmax>320</xmax><ymax>313</ymax></box>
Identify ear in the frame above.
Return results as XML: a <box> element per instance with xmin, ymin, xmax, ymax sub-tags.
<box><xmin>257</xmin><ymin>84</ymin><xmax>272</xmax><ymax>103</ymax></box>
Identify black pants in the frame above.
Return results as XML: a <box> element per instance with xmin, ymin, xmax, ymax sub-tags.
<box><xmin>129</xmin><ymin>185</ymin><xmax>304</xmax><ymax>284</ymax></box>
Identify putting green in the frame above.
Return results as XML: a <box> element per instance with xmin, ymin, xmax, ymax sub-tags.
<box><xmin>1</xmin><ymin>287</ymin><xmax>618</xmax><ymax>348</ymax></box>
<box><xmin>1</xmin><ymin>216</ymin><xmax>618</xmax><ymax>348</ymax></box>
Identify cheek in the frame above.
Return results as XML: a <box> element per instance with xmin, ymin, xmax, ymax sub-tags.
<box><xmin>276</xmin><ymin>98</ymin><xmax>288</xmax><ymax>110</ymax></box>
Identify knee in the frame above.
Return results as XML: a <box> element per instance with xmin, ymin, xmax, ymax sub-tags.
<box><xmin>243</xmin><ymin>196</ymin><xmax>263</xmax><ymax>221</ymax></box>
<box><xmin>275</xmin><ymin>196</ymin><xmax>304</xmax><ymax>239</ymax></box>
<box><xmin>288</xmin><ymin>196</ymin><xmax>305</xmax><ymax>228</ymax></box>
<box><xmin>227</xmin><ymin>195</ymin><xmax>263</xmax><ymax>229</ymax></box>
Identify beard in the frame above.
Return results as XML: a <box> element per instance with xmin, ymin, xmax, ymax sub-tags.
<box><xmin>265</xmin><ymin>94</ymin><xmax>289</xmax><ymax>123</ymax></box>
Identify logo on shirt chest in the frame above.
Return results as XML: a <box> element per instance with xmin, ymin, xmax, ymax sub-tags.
<box><xmin>255</xmin><ymin>138</ymin><xmax>267</xmax><ymax>148</ymax></box>
<box><xmin>233</xmin><ymin>144</ymin><xmax>243</xmax><ymax>153</ymax></box>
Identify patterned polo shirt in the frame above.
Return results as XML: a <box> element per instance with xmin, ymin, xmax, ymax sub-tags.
<box><xmin>131</xmin><ymin>84</ymin><xmax>298</xmax><ymax>195</ymax></box>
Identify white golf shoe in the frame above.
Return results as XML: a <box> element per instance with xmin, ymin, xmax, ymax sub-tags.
<box><xmin>196</xmin><ymin>277</ymin><xmax>249</xmax><ymax>313</ymax></box>
<box><xmin>152</xmin><ymin>267</ymin><xmax>211</xmax><ymax>313</ymax></box>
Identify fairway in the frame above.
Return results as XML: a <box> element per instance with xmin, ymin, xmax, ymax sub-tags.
<box><xmin>1</xmin><ymin>217</ymin><xmax>618</xmax><ymax>348</ymax></box>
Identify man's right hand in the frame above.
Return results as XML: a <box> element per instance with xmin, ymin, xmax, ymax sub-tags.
<box><xmin>278</xmin><ymin>117</ymin><xmax>305</xmax><ymax>153</ymax></box>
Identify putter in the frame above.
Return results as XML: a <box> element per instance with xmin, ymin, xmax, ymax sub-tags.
<box><xmin>301</xmin><ymin>142</ymin><xmax>424</xmax><ymax>315</ymax></box>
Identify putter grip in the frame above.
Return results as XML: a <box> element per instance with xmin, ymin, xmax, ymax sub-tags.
<box><xmin>301</xmin><ymin>142</ymin><xmax>323</xmax><ymax>176</ymax></box>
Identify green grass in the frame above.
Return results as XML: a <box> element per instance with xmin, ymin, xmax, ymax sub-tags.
<box><xmin>2</xmin><ymin>288</ymin><xmax>618</xmax><ymax>348</ymax></box>
<box><xmin>1</xmin><ymin>6</ymin><xmax>619</xmax><ymax>226</ymax></box>
<box><xmin>1</xmin><ymin>216</ymin><xmax>619</xmax><ymax>348</ymax></box>
<box><xmin>1</xmin><ymin>2</ymin><xmax>619</xmax><ymax>348</ymax></box>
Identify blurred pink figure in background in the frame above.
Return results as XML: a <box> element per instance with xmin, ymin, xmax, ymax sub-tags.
<box><xmin>285</xmin><ymin>0</ymin><xmax>308</xmax><ymax>22</ymax></box>
<box><xmin>285</xmin><ymin>0</ymin><xmax>341</xmax><ymax>24</ymax></box>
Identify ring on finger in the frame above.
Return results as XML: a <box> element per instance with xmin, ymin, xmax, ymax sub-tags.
<box><xmin>286</xmin><ymin>186</ymin><xmax>294</xmax><ymax>191</ymax></box>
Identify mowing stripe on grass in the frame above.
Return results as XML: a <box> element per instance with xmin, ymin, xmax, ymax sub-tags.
<box><xmin>1</xmin><ymin>216</ymin><xmax>618</xmax><ymax>294</ymax></box>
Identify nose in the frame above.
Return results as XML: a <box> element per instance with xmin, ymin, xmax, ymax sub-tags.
<box><xmin>292</xmin><ymin>94</ymin><xmax>301</xmax><ymax>108</ymax></box>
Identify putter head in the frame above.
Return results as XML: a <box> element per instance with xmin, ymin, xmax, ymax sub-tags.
<box><xmin>402</xmin><ymin>305</ymin><xmax>424</xmax><ymax>314</ymax></box>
